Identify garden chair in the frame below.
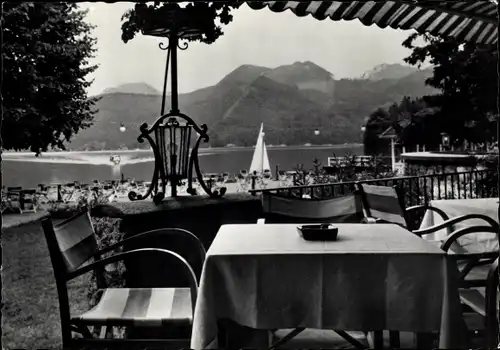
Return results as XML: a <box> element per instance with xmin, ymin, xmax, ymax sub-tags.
<box><xmin>5</xmin><ymin>186</ymin><xmax>23</xmax><ymax>214</ymax></box>
<box><xmin>92</xmin><ymin>179</ymin><xmax>102</xmax><ymax>188</ymax></box>
<box><xmin>259</xmin><ymin>191</ymin><xmax>364</xmax><ymax>224</ymax></box>
<box><xmin>20</xmin><ymin>188</ymin><xmax>38</xmax><ymax>213</ymax></box>
<box><xmin>42</xmin><ymin>210</ymin><xmax>205</xmax><ymax>349</ymax></box>
<box><xmin>355</xmin><ymin>183</ymin><xmax>451</xmax><ymax>231</ymax></box>
<box><xmin>34</xmin><ymin>184</ymin><xmax>52</xmax><ymax>210</ymax></box>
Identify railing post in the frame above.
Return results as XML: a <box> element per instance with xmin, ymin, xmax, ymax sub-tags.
<box><xmin>57</xmin><ymin>184</ymin><xmax>63</xmax><ymax>202</ymax></box>
<box><xmin>275</xmin><ymin>164</ymin><xmax>279</xmax><ymax>181</ymax></box>
<box><xmin>19</xmin><ymin>190</ymin><xmax>25</xmax><ymax>210</ymax></box>
<box><xmin>251</xmin><ymin>175</ymin><xmax>256</xmax><ymax>190</ymax></box>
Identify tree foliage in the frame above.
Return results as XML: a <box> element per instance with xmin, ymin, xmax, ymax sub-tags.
<box><xmin>364</xmin><ymin>33</ymin><xmax>498</xmax><ymax>154</ymax></box>
<box><xmin>363</xmin><ymin>97</ymin><xmax>433</xmax><ymax>155</ymax></box>
<box><xmin>121</xmin><ymin>1</ymin><xmax>243</xmax><ymax>44</ymax></box>
<box><xmin>2</xmin><ymin>3</ymin><xmax>99</xmax><ymax>154</ymax></box>
<box><xmin>401</xmin><ymin>33</ymin><xmax>498</xmax><ymax>145</ymax></box>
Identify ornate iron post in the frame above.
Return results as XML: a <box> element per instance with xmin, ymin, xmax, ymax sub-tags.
<box><xmin>128</xmin><ymin>3</ymin><xmax>226</xmax><ymax>203</ymax></box>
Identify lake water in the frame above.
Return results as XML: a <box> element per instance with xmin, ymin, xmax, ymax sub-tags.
<box><xmin>2</xmin><ymin>145</ymin><xmax>363</xmax><ymax>188</ymax></box>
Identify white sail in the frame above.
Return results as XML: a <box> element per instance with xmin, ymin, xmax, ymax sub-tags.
<box><xmin>249</xmin><ymin>123</ymin><xmax>272</xmax><ymax>176</ymax></box>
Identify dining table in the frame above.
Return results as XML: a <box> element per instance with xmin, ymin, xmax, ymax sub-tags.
<box><xmin>420</xmin><ymin>197</ymin><xmax>499</xmax><ymax>254</ymax></box>
<box><xmin>190</xmin><ymin>223</ymin><xmax>467</xmax><ymax>349</ymax></box>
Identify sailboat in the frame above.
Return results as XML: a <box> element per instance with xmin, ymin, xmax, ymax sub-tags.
<box><xmin>249</xmin><ymin>123</ymin><xmax>272</xmax><ymax>177</ymax></box>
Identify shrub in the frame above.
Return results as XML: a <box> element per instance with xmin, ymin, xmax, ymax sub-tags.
<box><xmin>287</xmin><ymin>154</ymin><xmax>398</xmax><ymax>199</ymax></box>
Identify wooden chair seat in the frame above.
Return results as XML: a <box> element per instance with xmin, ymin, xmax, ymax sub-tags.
<box><xmin>459</xmin><ymin>289</ymin><xmax>500</xmax><ymax>317</ymax></box>
<box><xmin>74</xmin><ymin>288</ymin><xmax>192</xmax><ymax>327</ymax></box>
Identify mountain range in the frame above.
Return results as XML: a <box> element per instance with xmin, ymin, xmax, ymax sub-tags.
<box><xmin>69</xmin><ymin>62</ymin><xmax>436</xmax><ymax>150</ymax></box>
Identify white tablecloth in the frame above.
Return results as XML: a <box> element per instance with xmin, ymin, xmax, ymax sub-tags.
<box><xmin>191</xmin><ymin>223</ymin><xmax>466</xmax><ymax>349</ymax></box>
<box><xmin>420</xmin><ymin>198</ymin><xmax>499</xmax><ymax>254</ymax></box>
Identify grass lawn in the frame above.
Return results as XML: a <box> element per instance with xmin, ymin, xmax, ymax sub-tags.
<box><xmin>2</xmin><ymin>220</ymin><xmax>91</xmax><ymax>349</ymax></box>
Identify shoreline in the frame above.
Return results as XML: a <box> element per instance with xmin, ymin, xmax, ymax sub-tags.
<box><xmin>2</xmin><ymin>143</ymin><xmax>363</xmax><ymax>156</ymax></box>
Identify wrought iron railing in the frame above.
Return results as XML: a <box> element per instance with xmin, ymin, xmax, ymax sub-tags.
<box><xmin>249</xmin><ymin>169</ymin><xmax>498</xmax><ymax>208</ymax></box>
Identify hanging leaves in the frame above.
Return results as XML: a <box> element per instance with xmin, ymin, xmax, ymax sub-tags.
<box><xmin>121</xmin><ymin>1</ymin><xmax>243</xmax><ymax>44</ymax></box>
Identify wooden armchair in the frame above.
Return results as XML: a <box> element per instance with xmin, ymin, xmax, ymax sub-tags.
<box><xmin>42</xmin><ymin>211</ymin><xmax>205</xmax><ymax>349</ymax></box>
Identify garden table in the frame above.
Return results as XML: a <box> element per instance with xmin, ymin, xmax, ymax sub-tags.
<box><xmin>190</xmin><ymin>223</ymin><xmax>466</xmax><ymax>349</ymax></box>
<box><xmin>420</xmin><ymin>197</ymin><xmax>499</xmax><ymax>254</ymax></box>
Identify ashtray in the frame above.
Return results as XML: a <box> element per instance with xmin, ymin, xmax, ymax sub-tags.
<box><xmin>297</xmin><ymin>224</ymin><xmax>339</xmax><ymax>241</ymax></box>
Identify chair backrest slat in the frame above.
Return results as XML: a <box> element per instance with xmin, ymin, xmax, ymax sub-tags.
<box><xmin>51</xmin><ymin>211</ymin><xmax>99</xmax><ymax>273</ymax></box>
<box><xmin>358</xmin><ymin>183</ymin><xmax>408</xmax><ymax>227</ymax></box>
<box><xmin>262</xmin><ymin>192</ymin><xmax>364</xmax><ymax>224</ymax></box>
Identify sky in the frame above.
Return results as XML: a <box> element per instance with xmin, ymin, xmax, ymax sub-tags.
<box><xmin>81</xmin><ymin>2</ymin><xmax>420</xmax><ymax>96</ymax></box>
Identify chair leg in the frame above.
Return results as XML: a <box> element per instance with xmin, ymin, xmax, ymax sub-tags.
<box><xmin>485</xmin><ymin>314</ymin><xmax>499</xmax><ymax>349</ymax></box>
<box><xmin>389</xmin><ymin>331</ymin><xmax>400</xmax><ymax>348</ymax></box>
<box><xmin>416</xmin><ymin>332</ymin><xmax>434</xmax><ymax>349</ymax></box>
<box><xmin>372</xmin><ymin>331</ymin><xmax>384</xmax><ymax>349</ymax></box>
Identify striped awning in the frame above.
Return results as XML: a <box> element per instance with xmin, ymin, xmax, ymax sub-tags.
<box><xmin>246</xmin><ymin>1</ymin><xmax>498</xmax><ymax>45</ymax></box>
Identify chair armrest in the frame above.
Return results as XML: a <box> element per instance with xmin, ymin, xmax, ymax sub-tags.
<box><xmin>413</xmin><ymin>214</ymin><xmax>499</xmax><ymax>236</ymax></box>
<box><xmin>257</xmin><ymin>218</ymin><xmax>266</xmax><ymax>224</ymax></box>
<box><xmin>94</xmin><ymin>228</ymin><xmax>206</xmax><ymax>264</ymax></box>
<box><xmin>440</xmin><ymin>225</ymin><xmax>498</xmax><ymax>252</ymax></box>
<box><xmin>361</xmin><ymin>217</ymin><xmax>378</xmax><ymax>224</ymax></box>
<box><xmin>406</xmin><ymin>204</ymin><xmax>450</xmax><ymax>222</ymax></box>
<box><xmin>68</xmin><ymin>248</ymin><xmax>199</xmax><ymax>311</ymax></box>
<box><xmin>439</xmin><ymin>225</ymin><xmax>498</xmax><ymax>285</ymax></box>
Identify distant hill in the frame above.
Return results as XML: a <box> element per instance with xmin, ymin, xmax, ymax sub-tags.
<box><xmin>263</xmin><ymin>61</ymin><xmax>335</xmax><ymax>94</ymax></box>
<box><xmin>69</xmin><ymin>61</ymin><xmax>438</xmax><ymax>150</ymax></box>
<box><xmin>217</xmin><ymin>64</ymin><xmax>271</xmax><ymax>86</ymax></box>
<box><xmin>102</xmin><ymin>83</ymin><xmax>161</xmax><ymax>95</ymax></box>
<box><xmin>361</xmin><ymin>63</ymin><xmax>419</xmax><ymax>81</ymax></box>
